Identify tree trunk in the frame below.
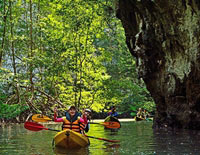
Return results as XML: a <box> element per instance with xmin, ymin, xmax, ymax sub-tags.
<box><xmin>0</xmin><ymin>0</ymin><xmax>8</xmax><ymax>67</ymax></box>
<box><xmin>117</xmin><ymin>0</ymin><xmax>200</xmax><ymax>129</ymax></box>
<box><xmin>10</xmin><ymin>0</ymin><xmax>20</xmax><ymax>103</ymax></box>
<box><xmin>29</xmin><ymin>0</ymin><xmax>34</xmax><ymax>102</ymax></box>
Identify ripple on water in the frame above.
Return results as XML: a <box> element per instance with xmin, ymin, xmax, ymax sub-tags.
<box><xmin>2</xmin><ymin>122</ymin><xmax>200</xmax><ymax>154</ymax></box>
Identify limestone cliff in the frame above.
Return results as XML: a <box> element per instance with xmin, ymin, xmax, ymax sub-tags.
<box><xmin>117</xmin><ymin>0</ymin><xmax>200</xmax><ymax>129</ymax></box>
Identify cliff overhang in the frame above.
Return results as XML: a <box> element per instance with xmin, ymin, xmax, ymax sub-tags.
<box><xmin>117</xmin><ymin>0</ymin><xmax>200</xmax><ymax>129</ymax></box>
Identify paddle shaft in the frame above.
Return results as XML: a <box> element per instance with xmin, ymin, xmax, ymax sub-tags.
<box><xmin>86</xmin><ymin>135</ymin><xmax>120</xmax><ymax>143</ymax></box>
<box><xmin>43</xmin><ymin>127</ymin><xmax>60</xmax><ymax>132</ymax></box>
<box><xmin>89</xmin><ymin>122</ymin><xmax>102</xmax><ymax>124</ymax></box>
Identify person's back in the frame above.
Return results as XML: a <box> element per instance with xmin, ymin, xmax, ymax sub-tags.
<box><xmin>143</xmin><ymin>109</ymin><xmax>150</xmax><ymax>119</ymax></box>
<box><xmin>108</xmin><ymin>106</ymin><xmax>118</xmax><ymax>117</ymax></box>
<box><xmin>137</xmin><ymin>108</ymin><xmax>144</xmax><ymax>119</ymax></box>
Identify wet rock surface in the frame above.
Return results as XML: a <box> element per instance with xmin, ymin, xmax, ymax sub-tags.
<box><xmin>117</xmin><ymin>0</ymin><xmax>200</xmax><ymax>129</ymax></box>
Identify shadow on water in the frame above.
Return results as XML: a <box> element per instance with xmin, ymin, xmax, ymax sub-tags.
<box><xmin>2</xmin><ymin>122</ymin><xmax>200</xmax><ymax>154</ymax></box>
<box><xmin>153</xmin><ymin>128</ymin><xmax>200</xmax><ymax>154</ymax></box>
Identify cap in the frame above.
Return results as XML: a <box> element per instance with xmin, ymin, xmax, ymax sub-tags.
<box><xmin>68</xmin><ymin>106</ymin><xmax>76</xmax><ymax>110</ymax></box>
<box><xmin>85</xmin><ymin>109</ymin><xmax>91</xmax><ymax>113</ymax></box>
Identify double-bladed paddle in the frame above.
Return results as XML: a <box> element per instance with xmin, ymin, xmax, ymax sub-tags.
<box><xmin>24</xmin><ymin>121</ymin><xmax>120</xmax><ymax>143</ymax></box>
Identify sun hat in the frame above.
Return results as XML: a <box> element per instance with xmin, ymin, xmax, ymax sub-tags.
<box><xmin>85</xmin><ymin>109</ymin><xmax>91</xmax><ymax>113</ymax></box>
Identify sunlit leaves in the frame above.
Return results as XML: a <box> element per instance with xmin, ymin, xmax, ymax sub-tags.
<box><xmin>0</xmin><ymin>0</ymin><xmax>154</xmax><ymax>117</ymax></box>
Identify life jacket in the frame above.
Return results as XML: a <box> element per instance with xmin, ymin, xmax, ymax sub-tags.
<box><xmin>137</xmin><ymin>111</ymin><xmax>144</xmax><ymax>118</ymax></box>
<box><xmin>108</xmin><ymin>109</ymin><xmax>118</xmax><ymax>117</ymax></box>
<box><xmin>62</xmin><ymin>112</ymin><xmax>85</xmax><ymax>133</ymax></box>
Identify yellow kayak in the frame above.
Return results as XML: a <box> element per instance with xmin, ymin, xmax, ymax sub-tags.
<box><xmin>133</xmin><ymin>116</ymin><xmax>153</xmax><ymax>121</ymax></box>
<box><xmin>54</xmin><ymin>129</ymin><xmax>90</xmax><ymax>149</ymax></box>
<box><xmin>133</xmin><ymin>116</ymin><xmax>145</xmax><ymax>121</ymax></box>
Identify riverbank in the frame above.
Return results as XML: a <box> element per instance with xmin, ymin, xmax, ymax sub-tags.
<box><xmin>0</xmin><ymin>118</ymin><xmax>136</xmax><ymax>125</ymax></box>
<box><xmin>38</xmin><ymin>118</ymin><xmax>136</xmax><ymax>124</ymax></box>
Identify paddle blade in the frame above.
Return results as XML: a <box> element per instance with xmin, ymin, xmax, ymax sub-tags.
<box><xmin>32</xmin><ymin>114</ymin><xmax>52</xmax><ymax>122</ymax></box>
<box><xmin>101</xmin><ymin>122</ymin><xmax>121</xmax><ymax>129</ymax></box>
<box><xmin>24</xmin><ymin>121</ymin><xmax>60</xmax><ymax>132</ymax></box>
<box><xmin>24</xmin><ymin>121</ymin><xmax>45</xmax><ymax>131</ymax></box>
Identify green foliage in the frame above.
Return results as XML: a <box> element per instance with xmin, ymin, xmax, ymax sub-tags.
<box><xmin>129</xmin><ymin>105</ymin><xmax>137</xmax><ymax>116</ymax></box>
<box><xmin>0</xmin><ymin>91</ymin><xmax>7</xmax><ymax>105</ymax></box>
<box><xmin>143</xmin><ymin>101</ymin><xmax>156</xmax><ymax>113</ymax></box>
<box><xmin>0</xmin><ymin>103</ymin><xmax>29</xmax><ymax>119</ymax></box>
<box><xmin>0</xmin><ymin>0</ymin><xmax>155</xmax><ymax>118</ymax></box>
<box><xmin>118</xmin><ymin>83</ymin><xmax>155</xmax><ymax>114</ymax></box>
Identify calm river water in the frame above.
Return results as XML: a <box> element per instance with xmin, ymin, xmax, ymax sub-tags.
<box><xmin>1</xmin><ymin>121</ymin><xmax>200</xmax><ymax>155</ymax></box>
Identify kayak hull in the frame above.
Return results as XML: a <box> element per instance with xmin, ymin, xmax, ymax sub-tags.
<box><xmin>104</xmin><ymin>116</ymin><xmax>121</xmax><ymax>129</ymax></box>
<box><xmin>134</xmin><ymin>116</ymin><xmax>145</xmax><ymax>121</ymax></box>
<box><xmin>54</xmin><ymin>129</ymin><xmax>89</xmax><ymax>149</ymax></box>
<box><xmin>133</xmin><ymin>116</ymin><xmax>153</xmax><ymax>121</ymax></box>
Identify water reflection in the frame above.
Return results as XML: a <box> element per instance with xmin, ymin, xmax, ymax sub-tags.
<box><xmin>53</xmin><ymin>146</ymin><xmax>89</xmax><ymax>155</ymax></box>
<box><xmin>2</xmin><ymin>121</ymin><xmax>200</xmax><ymax>154</ymax></box>
<box><xmin>153</xmin><ymin>129</ymin><xmax>200</xmax><ymax>154</ymax></box>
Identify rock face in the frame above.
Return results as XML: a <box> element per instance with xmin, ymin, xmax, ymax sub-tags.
<box><xmin>117</xmin><ymin>0</ymin><xmax>200</xmax><ymax>129</ymax></box>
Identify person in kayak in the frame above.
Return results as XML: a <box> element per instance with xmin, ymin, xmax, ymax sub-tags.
<box><xmin>143</xmin><ymin>109</ymin><xmax>150</xmax><ymax>120</ymax></box>
<box><xmin>81</xmin><ymin>108</ymin><xmax>92</xmax><ymax>133</ymax></box>
<box><xmin>108</xmin><ymin>106</ymin><xmax>118</xmax><ymax>117</ymax></box>
<box><xmin>54</xmin><ymin>106</ymin><xmax>87</xmax><ymax>134</ymax></box>
<box><xmin>136</xmin><ymin>108</ymin><xmax>145</xmax><ymax>119</ymax></box>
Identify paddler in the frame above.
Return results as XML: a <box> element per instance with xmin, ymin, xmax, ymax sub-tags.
<box><xmin>81</xmin><ymin>108</ymin><xmax>92</xmax><ymax>133</ymax></box>
<box><xmin>54</xmin><ymin>106</ymin><xmax>87</xmax><ymax>134</ymax></box>
<box><xmin>108</xmin><ymin>106</ymin><xmax>118</xmax><ymax>117</ymax></box>
<box><xmin>136</xmin><ymin>108</ymin><xmax>145</xmax><ymax>119</ymax></box>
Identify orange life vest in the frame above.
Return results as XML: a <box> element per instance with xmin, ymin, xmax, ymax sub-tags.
<box><xmin>62</xmin><ymin>117</ymin><xmax>85</xmax><ymax>133</ymax></box>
